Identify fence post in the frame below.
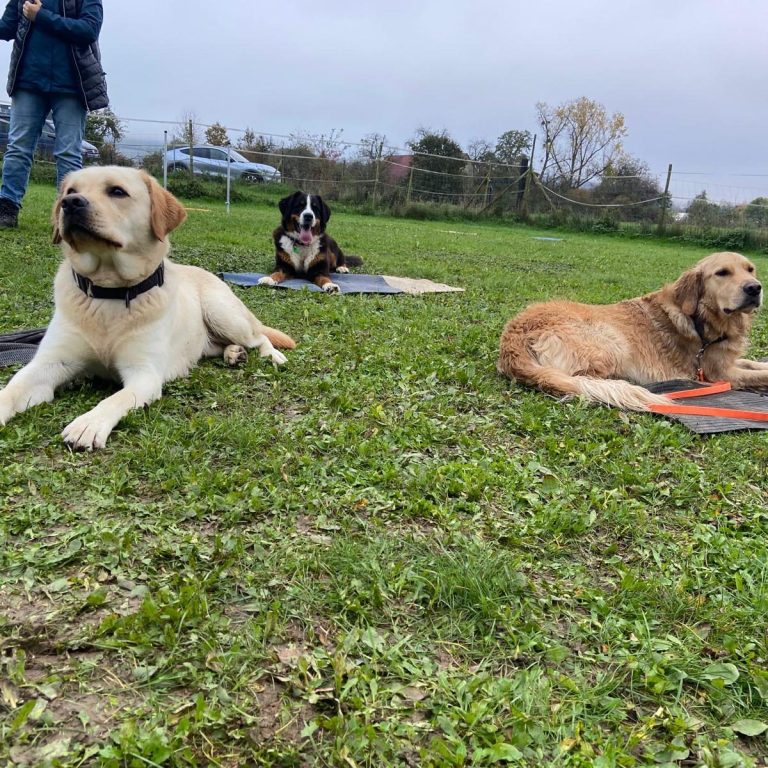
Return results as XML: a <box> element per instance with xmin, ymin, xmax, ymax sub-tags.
<box><xmin>406</xmin><ymin>158</ymin><xmax>414</xmax><ymax>203</ymax></box>
<box><xmin>657</xmin><ymin>163</ymin><xmax>673</xmax><ymax>235</ymax></box>
<box><xmin>226</xmin><ymin>144</ymin><xmax>231</xmax><ymax>214</ymax></box>
<box><xmin>372</xmin><ymin>140</ymin><xmax>383</xmax><ymax>209</ymax></box>
<box><xmin>520</xmin><ymin>134</ymin><xmax>536</xmax><ymax>219</ymax></box>
<box><xmin>162</xmin><ymin>130</ymin><xmax>168</xmax><ymax>189</ymax></box>
<box><xmin>188</xmin><ymin>119</ymin><xmax>194</xmax><ymax>177</ymax></box>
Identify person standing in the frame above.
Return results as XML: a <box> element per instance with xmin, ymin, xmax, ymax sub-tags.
<box><xmin>0</xmin><ymin>0</ymin><xmax>107</xmax><ymax>228</ymax></box>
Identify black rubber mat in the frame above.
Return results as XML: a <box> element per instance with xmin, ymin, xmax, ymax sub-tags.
<box><xmin>646</xmin><ymin>379</ymin><xmax>768</xmax><ymax>433</ymax></box>
<box><xmin>0</xmin><ymin>328</ymin><xmax>45</xmax><ymax>367</ymax></box>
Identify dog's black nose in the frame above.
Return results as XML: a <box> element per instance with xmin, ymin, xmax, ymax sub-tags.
<box><xmin>301</xmin><ymin>213</ymin><xmax>313</xmax><ymax>224</ymax></box>
<box><xmin>61</xmin><ymin>194</ymin><xmax>89</xmax><ymax>212</ymax></box>
<box><xmin>743</xmin><ymin>281</ymin><xmax>762</xmax><ymax>297</ymax></box>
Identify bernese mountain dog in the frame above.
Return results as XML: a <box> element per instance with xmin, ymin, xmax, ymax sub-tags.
<box><xmin>258</xmin><ymin>191</ymin><xmax>362</xmax><ymax>293</ymax></box>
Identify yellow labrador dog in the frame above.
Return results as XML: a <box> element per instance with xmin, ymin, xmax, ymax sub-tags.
<box><xmin>0</xmin><ymin>166</ymin><xmax>295</xmax><ymax>450</ymax></box>
<box><xmin>498</xmin><ymin>252</ymin><xmax>768</xmax><ymax>410</ymax></box>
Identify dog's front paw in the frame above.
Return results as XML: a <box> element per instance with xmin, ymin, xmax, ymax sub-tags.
<box><xmin>0</xmin><ymin>392</ymin><xmax>15</xmax><ymax>426</ymax></box>
<box><xmin>224</xmin><ymin>344</ymin><xmax>248</xmax><ymax>366</ymax></box>
<box><xmin>62</xmin><ymin>412</ymin><xmax>112</xmax><ymax>451</ymax></box>
<box><xmin>266</xmin><ymin>348</ymin><xmax>287</xmax><ymax>365</ymax></box>
<box><xmin>323</xmin><ymin>282</ymin><xmax>340</xmax><ymax>294</ymax></box>
<box><xmin>258</xmin><ymin>276</ymin><xmax>277</xmax><ymax>287</ymax></box>
<box><xmin>336</xmin><ymin>265</ymin><xmax>349</xmax><ymax>274</ymax></box>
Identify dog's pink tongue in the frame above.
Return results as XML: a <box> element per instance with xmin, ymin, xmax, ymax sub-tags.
<box><xmin>299</xmin><ymin>229</ymin><xmax>313</xmax><ymax>245</ymax></box>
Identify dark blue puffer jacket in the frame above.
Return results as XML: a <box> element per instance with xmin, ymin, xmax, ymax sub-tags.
<box><xmin>0</xmin><ymin>0</ymin><xmax>107</xmax><ymax>111</ymax></box>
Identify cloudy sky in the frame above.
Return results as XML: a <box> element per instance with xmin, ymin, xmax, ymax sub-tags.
<box><xmin>1</xmin><ymin>0</ymin><xmax>766</xmax><ymax>204</ymax></box>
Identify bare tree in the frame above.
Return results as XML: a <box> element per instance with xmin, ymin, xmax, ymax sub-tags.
<box><xmin>466</xmin><ymin>138</ymin><xmax>495</xmax><ymax>163</ymax></box>
<box><xmin>536</xmin><ymin>97</ymin><xmax>627</xmax><ymax>188</ymax></box>
<box><xmin>358</xmin><ymin>132</ymin><xmax>387</xmax><ymax>162</ymax></box>
<box><xmin>289</xmin><ymin>128</ymin><xmax>346</xmax><ymax>162</ymax></box>
<box><xmin>170</xmin><ymin>111</ymin><xmax>204</xmax><ymax>148</ymax></box>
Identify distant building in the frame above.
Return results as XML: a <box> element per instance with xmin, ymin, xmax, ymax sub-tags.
<box><xmin>387</xmin><ymin>154</ymin><xmax>412</xmax><ymax>183</ymax></box>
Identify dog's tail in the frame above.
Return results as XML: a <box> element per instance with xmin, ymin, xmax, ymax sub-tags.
<box><xmin>344</xmin><ymin>254</ymin><xmax>363</xmax><ymax>267</ymax></box>
<box><xmin>263</xmin><ymin>326</ymin><xmax>297</xmax><ymax>349</ymax></box>
<box><xmin>497</xmin><ymin>349</ymin><xmax>670</xmax><ymax>412</ymax></box>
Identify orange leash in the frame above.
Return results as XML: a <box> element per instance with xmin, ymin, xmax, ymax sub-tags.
<box><xmin>663</xmin><ymin>381</ymin><xmax>732</xmax><ymax>399</ymax></box>
<box><xmin>648</xmin><ymin>381</ymin><xmax>768</xmax><ymax>422</ymax></box>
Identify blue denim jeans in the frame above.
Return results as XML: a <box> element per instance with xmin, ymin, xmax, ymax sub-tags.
<box><xmin>0</xmin><ymin>89</ymin><xmax>86</xmax><ymax>207</ymax></box>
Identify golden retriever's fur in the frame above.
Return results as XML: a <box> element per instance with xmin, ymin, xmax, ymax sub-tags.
<box><xmin>497</xmin><ymin>252</ymin><xmax>768</xmax><ymax>410</ymax></box>
<box><xmin>0</xmin><ymin>166</ymin><xmax>295</xmax><ymax>450</ymax></box>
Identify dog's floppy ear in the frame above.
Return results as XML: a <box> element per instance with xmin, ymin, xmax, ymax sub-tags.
<box><xmin>278</xmin><ymin>191</ymin><xmax>304</xmax><ymax>218</ymax></box>
<box><xmin>51</xmin><ymin>172</ymin><xmax>73</xmax><ymax>244</ymax></box>
<box><xmin>673</xmin><ymin>267</ymin><xmax>703</xmax><ymax>316</ymax></box>
<box><xmin>143</xmin><ymin>171</ymin><xmax>187</xmax><ymax>240</ymax></box>
<box><xmin>51</xmin><ymin>194</ymin><xmax>63</xmax><ymax>245</ymax></box>
<box><xmin>315</xmin><ymin>195</ymin><xmax>331</xmax><ymax>225</ymax></box>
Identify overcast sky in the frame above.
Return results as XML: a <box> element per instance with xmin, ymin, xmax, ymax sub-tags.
<box><xmin>1</xmin><ymin>0</ymin><xmax>766</xmax><ymax>204</ymax></box>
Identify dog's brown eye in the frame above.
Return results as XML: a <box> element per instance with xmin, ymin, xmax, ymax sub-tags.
<box><xmin>715</xmin><ymin>269</ymin><xmax>730</xmax><ymax>277</ymax></box>
<box><xmin>748</xmin><ymin>266</ymin><xmax>755</xmax><ymax>273</ymax></box>
<box><xmin>108</xmin><ymin>186</ymin><xmax>128</xmax><ymax>198</ymax></box>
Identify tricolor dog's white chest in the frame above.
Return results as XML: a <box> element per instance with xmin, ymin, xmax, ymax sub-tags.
<box><xmin>280</xmin><ymin>234</ymin><xmax>320</xmax><ymax>273</ymax></box>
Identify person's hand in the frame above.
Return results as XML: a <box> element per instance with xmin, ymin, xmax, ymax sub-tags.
<box><xmin>22</xmin><ymin>0</ymin><xmax>42</xmax><ymax>21</ymax></box>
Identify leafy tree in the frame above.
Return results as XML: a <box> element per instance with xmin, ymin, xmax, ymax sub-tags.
<box><xmin>592</xmin><ymin>156</ymin><xmax>665</xmax><ymax>222</ymax></box>
<box><xmin>85</xmin><ymin>108</ymin><xmax>127</xmax><ymax>164</ymax></box>
<box><xmin>536</xmin><ymin>97</ymin><xmax>627</xmax><ymax>188</ymax></box>
<box><xmin>233</xmin><ymin>129</ymin><xmax>281</xmax><ymax>176</ymax></box>
<box><xmin>494</xmin><ymin>129</ymin><xmax>532</xmax><ymax>166</ymax></box>
<box><xmin>85</xmin><ymin>108</ymin><xmax>123</xmax><ymax>146</ymax></box>
<box><xmin>745</xmin><ymin>197</ymin><xmax>768</xmax><ymax>228</ymax></box>
<box><xmin>236</xmin><ymin>128</ymin><xmax>277</xmax><ymax>155</ymax></box>
<box><xmin>204</xmin><ymin>122</ymin><xmax>229</xmax><ymax>146</ymax></box>
<box><xmin>407</xmin><ymin>128</ymin><xmax>466</xmax><ymax>197</ymax></box>
<box><xmin>686</xmin><ymin>191</ymin><xmax>722</xmax><ymax>227</ymax></box>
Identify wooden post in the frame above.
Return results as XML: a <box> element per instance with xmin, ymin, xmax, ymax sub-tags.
<box><xmin>372</xmin><ymin>140</ymin><xmax>383</xmax><ymax>208</ymax></box>
<box><xmin>406</xmin><ymin>158</ymin><xmax>414</xmax><ymax>203</ymax></box>
<box><xmin>520</xmin><ymin>134</ymin><xmax>536</xmax><ymax>219</ymax></box>
<box><xmin>657</xmin><ymin>163</ymin><xmax>673</xmax><ymax>234</ymax></box>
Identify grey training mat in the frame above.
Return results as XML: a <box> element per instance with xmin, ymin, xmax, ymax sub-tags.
<box><xmin>0</xmin><ymin>328</ymin><xmax>45</xmax><ymax>367</ymax></box>
<box><xmin>220</xmin><ymin>272</ymin><xmax>464</xmax><ymax>295</ymax></box>
<box><xmin>646</xmin><ymin>379</ymin><xmax>768</xmax><ymax>433</ymax></box>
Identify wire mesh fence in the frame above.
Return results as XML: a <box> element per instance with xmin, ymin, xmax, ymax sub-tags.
<box><xmin>6</xmin><ymin>109</ymin><xmax>768</xmax><ymax>248</ymax></box>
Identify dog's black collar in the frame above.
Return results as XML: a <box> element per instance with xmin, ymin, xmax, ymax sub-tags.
<box><xmin>692</xmin><ymin>313</ymin><xmax>727</xmax><ymax>379</ymax></box>
<box><xmin>692</xmin><ymin>313</ymin><xmax>727</xmax><ymax>348</ymax></box>
<box><xmin>72</xmin><ymin>262</ymin><xmax>165</xmax><ymax>308</ymax></box>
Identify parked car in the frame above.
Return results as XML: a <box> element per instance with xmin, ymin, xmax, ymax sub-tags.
<box><xmin>0</xmin><ymin>103</ymin><xmax>100</xmax><ymax>162</ymax></box>
<box><xmin>164</xmin><ymin>145</ymin><xmax>281</xmax><ymax>183</ymax></box>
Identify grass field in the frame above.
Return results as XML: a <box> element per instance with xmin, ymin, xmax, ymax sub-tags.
<box><xmin>1</xmin><ymin>182</ymin><xmax>768</xmax><ymax>767</ymax></box>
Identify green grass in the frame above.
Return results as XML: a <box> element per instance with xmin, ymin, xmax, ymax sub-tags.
<box><xmin>1</xmin><ymin>182</ymin><xmax>768</xmax><ymax>767</ymax></box>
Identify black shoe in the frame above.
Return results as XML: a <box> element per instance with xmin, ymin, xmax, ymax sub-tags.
<box><xmin>0</xmin><ymin>197</ymin><xmax>19</xmax><ymax>228</ymax></box>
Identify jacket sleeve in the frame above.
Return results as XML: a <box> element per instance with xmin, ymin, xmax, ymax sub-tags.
<box><xmin>0</xmin><ymin>1</ymin><xmax>19</xmax><ymax>41</ymax></box>
<box><xmin>33</xmin><ymin>0</ymin><xmax>102</xmax><ymax>45</ymax></box>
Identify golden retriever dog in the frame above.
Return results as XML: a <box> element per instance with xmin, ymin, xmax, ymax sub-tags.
<box><xmin>497</xmin><ymin>252</ymin><xmax>768</xmax><ymax>411</ymax></box>
<box><xmin>0</xmin><ymin>166</ymin><xmax>295</xmax><ymax>450</ymax></box>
